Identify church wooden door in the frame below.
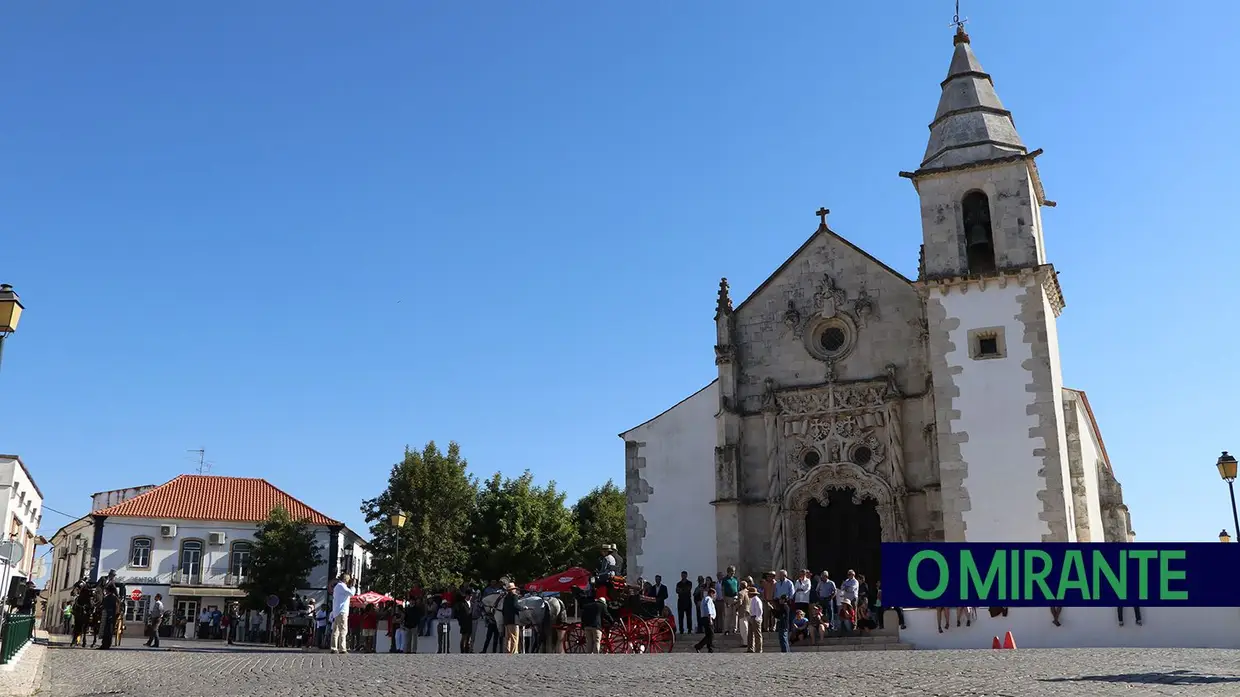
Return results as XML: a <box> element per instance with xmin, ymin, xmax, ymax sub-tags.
<box><xmin>804</xmin><ymin>487</ymin><xmax>883</xmax><ymax>584</ymax></box>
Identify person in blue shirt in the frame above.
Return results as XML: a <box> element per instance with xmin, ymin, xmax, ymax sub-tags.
<box><xmin>774</xmin><ymin>570</ymin><xmax>795</xmax><ymax>603</ymax></box>
<box><xmin>210</xmin><ymin>608</ymin><xmax>223</xmax><ymax>639</ymax></box>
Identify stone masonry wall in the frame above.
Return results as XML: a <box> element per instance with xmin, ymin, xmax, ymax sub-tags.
<box><xmin>916</xmin><ymin>160</ymin><xmax>1045</xmax><ymax>279</ymax></box>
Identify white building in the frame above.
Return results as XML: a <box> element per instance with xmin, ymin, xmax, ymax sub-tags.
<box><xmin>48</xmin><ymin>474</ymin><xmax>367</xmax><ymax>636</ymax></box>
<box><xmin>0</xmin><ymin>454</ymin><xmax>44</xmax><ymax>585</ymax></box>
<box><xmin>42</xmin><ymin>485</ymin><xmax>155</xmax><ymax>631</ymax></box>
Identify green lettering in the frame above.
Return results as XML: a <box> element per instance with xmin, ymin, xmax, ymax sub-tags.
<box><xmin>962</xmin><ymin>550</ymin><xmax>1005</xmax><ymax>601</ymax></box>
<box><xmin>1129</xmin><ymin>550</ymin><xmax>1157</xmax><ymax>600</ymax></box>
<box><xmin>1056</xmin><ymin>550</ymin><xmax>1091</xmax><ymax>600</ymax></box>
<box><xmin>1022</xmin><ymin>550</ymin><xmax>1054</xmax><ymax>600</ymax></box>
<box><xmin>1092</xmin><ymin>550</ymin><xmax>1126</xmax><ymax>600</ymax></box>
<box><xmin>1010</xmin><ymin>546</ymin><xmax>1020</xmax><ymax>599</ymax></box>
<box><xmin>1158</xmin><ymin>550</ymin><xmax>1188</xmax><ymax>601</ymax></box>
<box><xmin>909</xmin><ymin>551</ymin><xmax>949</xmax><ymax>600</ymax></box>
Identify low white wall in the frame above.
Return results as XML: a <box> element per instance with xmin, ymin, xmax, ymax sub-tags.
<box><xmin>899</xmin><ymin>606</ymin><xmax>1240</xmax><ymax>649</ymax></box>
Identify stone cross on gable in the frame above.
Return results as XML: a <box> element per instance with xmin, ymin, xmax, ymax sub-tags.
<box><xmin>816</xmin><ymin>207</ymin><xmax>830</xmax><ymax>227</ymax></box>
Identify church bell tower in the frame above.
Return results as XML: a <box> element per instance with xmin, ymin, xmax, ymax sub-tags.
<box><xmin>902</xmin><ymin>25</ymin><xmax>1075</xmax><ymax>543</ymax></box>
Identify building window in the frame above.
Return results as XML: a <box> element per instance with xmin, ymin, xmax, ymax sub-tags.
<box><xmin>230</xmin><ymin>541</ymin><xmax>253</xmax><ymax>578</ymax></box>
<box><xmin>179</xmin><ymin>540</ymin><xmax>203</xmax><ymax>581</ymax></box>
<box><xmin>968</xmin><ymin>327</ymin><xmax>1007</xmax><ymax>360</ymax></box>
<box><xmin>804</xmin><ymin>315</ymin><xmax>858</xmax><ymax>363</ymax></box>
<box><xmin>961</xmin><ymin>191</ymin><xmax>996</xmax><ymax>274</ymax></box>
<box><xmin>129</xmin><ymin>537</ymin><xmax>152</xmax><ymax>569</ymax></box>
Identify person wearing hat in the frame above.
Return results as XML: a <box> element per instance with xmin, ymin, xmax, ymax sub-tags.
<box><xmin>501</xmin><ymin>582</ymin><xmax>521</xmax><ymax>653</ymax></box>
<box><xmin>595</xmin><ymin>544</ymin><xmax>619</xmax><ymax>583</ymax></box>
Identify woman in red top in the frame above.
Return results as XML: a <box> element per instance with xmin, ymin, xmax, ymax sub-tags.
<box><xmin>360</xmin><ymin>604</ymin><xmax>379</xmax><ymax>653</ymax></box>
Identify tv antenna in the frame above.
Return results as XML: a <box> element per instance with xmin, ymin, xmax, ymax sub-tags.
<box><xmin>188</xmin><ymin>449</ymin><xmax>211</xmax><ymax>475</ymax></box>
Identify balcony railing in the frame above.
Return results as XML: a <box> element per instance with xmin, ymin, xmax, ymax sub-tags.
<box><xmin>170</xmin><ymin>571</ymin><xmax>249</xmax><ymax>587</ymax></box>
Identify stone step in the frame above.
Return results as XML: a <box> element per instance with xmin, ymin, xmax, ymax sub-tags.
<box><xmin>669</xmin><ymin>632</ymin><xmax>909</xmax><ymax>653</ymax></box>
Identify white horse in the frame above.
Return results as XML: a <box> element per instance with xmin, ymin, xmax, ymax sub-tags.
<box><xmin>481</xmin><ymin>592</ymin><xmax>567</xmax><ymax>653</ymax></box>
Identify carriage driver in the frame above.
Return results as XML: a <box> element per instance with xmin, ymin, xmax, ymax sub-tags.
<box><xmin>596</xmin><ymin>544</ymin><xmax>619</xmax><ymax>580</ymax></box>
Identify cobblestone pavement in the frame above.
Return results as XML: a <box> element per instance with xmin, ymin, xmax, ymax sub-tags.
<box><xmin>38</xmin><ymin>641</ymin><xmax>1240</xmax><ymax>697</ymax></box>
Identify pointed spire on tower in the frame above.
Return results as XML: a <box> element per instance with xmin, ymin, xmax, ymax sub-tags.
<box><xmin>715</xmin><ymin>277</ymin><xmax>733</xmax><ymax>319</ymax></box>
<box><xmin>919</xmin><ymin>22</ymin><xmax>1027</xmax><ymax>171</ymax></box>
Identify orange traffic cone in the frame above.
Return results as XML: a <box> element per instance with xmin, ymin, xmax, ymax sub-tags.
<box><xmin>991</xmin><ymin>636</ymin><xmax>1001</xmax><ymax>649</ymax></box>
<box><xmin>1002</xmin><ymin>631</ymin><xmax>1017</xmax><ymax>649</ymax></box>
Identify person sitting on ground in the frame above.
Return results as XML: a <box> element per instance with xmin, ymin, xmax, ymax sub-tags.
<box><xmin>790</xmin><ymin>609</ymin><xmax>810</xmax><ymax>644</ymax></box>
<box><xmin>837</xmin><ymin>598</ymin><xmax>856</xmax><ymax>635</ymax></box>
<box><xmin>807</xmin><ymin>604</ymin><xmax>826</xmax><ymax>645</ymax></box>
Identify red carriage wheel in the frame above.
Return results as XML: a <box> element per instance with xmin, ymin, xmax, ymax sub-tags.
<box><xmin>563</xmin><ymin>623</ymin><xmax>588</xmax><ymax>654</ymax></box>
<box><xmin>620</xmin><ymin>617</ymin><xmax>652</xmax><ymax>653</ymax></box>
<box><xmin>645</xmin><ymin>617</ymin><xmax>674</xmax><ymax>653</ymax></box>
<box><xmin>602</xmin><ymin>622</ymin><xmax>633</xmax><ymax>654</ymax></box>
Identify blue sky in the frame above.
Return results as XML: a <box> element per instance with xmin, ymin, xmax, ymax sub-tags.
<box><xmin>3</xmin><ymin>2</ymin><xmax>1237</xmax><ymax>554</ymax></box>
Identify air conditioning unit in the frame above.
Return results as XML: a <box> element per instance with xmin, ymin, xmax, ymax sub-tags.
<box><xmin>159</xmin><ymin>525</ymin><xmax>177</xmax><ymax>538</ymax></box>
<box><xmin>208</xmin><ymin>532</ymin><xmax>226</xmax><ymax>546</ymax></box>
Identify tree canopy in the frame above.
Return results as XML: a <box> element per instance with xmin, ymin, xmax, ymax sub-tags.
<box><xmin>571</xmin><ymin>480</ymin><xmax>627</xmax><ymax>568</ymax></box>
<box><xmin>361</xmin><ymin>441</ymin><xmax>477</xmax><ymax>593</ymax></box>
<box><xmin>240</xmin><ymin>504</ymin><xmax>323</xmax><ymax>611</ymax></box>
<box><xmin>467</xmin><ymin>470</ymin><xmax>579</xmax><ymax>584</ymax></box>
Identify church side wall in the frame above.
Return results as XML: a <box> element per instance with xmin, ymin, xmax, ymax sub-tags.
<box><xmin>622</xmin><ymin>382</ymin><xmax>719</xmax><ymax>582</ymax></box>
<box><xmin>1071</xmin><ymin>394</ymin><xmax>1111</xmax><ymax>540</ymax></box>
<box><xmin>929</xmin><ymin>281</ymin><xmax>1054</xmax><ymax>542</ymax></box>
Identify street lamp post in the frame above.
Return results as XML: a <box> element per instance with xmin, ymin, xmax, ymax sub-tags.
<box><xmin>1217</xmin><ymin>452</ymin><xmax>1240</xmax><ymax>541</ymax></box>
<box><xmin>390</xmin><ymin>511</ymin><xmax>407</xmax><ymax>594</ymax></box>
<box><xmin>0</xmin><ymin>284</ymin><xmax>25</xmax><ymax>373</ymax></box>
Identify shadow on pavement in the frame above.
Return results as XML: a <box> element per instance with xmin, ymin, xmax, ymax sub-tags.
<box><xmin>1041</xmin><ymin>669</ymin><xmax>1240</xmax><ymax>685</ymax></box>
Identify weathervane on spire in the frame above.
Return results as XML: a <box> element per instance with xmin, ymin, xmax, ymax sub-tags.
<box><xmin>951</xmin><ymin>0</ymin><xmax>970</xmax><ymax>43</ymax></box>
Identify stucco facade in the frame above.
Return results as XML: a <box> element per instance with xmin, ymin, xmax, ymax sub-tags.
<box><xmin>42</xmin><ymin>477</ymin><xmax>368</xmax><ymax>636</ymax></box>
<box><xmin>0</xmin><ymin>454</ymin><xmax>44</xmax><ymax>583</ymax></box>
<box><xmin>621</xmin><ymin>27</ymin><xmax>1134</xmax><ymax>586</ymax></box>
<box><xmin>620</xmin><ymin>381</ymin><xmax>719</xmax><ymax>581</ymax></box>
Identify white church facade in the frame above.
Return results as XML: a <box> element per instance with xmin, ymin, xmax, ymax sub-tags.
<box><xmin>619</xmin><ymin>26</ymin><xmax>1142</xmax><ymax>618</ymax></box>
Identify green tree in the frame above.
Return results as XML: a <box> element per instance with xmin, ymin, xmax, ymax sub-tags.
<box><xmin>240</xmin><ymin>504</ymin><xmax>324</xmax><ymax>611</ymax></box>
<box><xmin>572</xmin><ymin>480</ymin><xmax>627</xmax><ymax>569</ymax></box>
<box><xmin>362</xmin><ymin>441</ymin><xmax>477</xmax><ymax>593</ymax></box>
<box><xmin>467</xmin><ymin>471</ymin><xmax>579</xmax><ymax>584</ymax></box>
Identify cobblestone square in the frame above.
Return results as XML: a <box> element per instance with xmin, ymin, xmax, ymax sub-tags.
<box><xmin>33</xmin><ymin>641</ymin><xmax>1240</xmax><ymax>697</ymax></box>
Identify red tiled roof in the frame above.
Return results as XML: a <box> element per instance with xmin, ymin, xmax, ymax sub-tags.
<box><xmin>92</xmin><ymin>475</ymin><xmax>341</xmax><ymax>526</ymax></box>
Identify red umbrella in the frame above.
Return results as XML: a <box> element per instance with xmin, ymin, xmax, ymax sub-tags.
<box><xmin>351</xmin><ymin>591</ymin><xmax>395</xmax><ymax>607</ymax></box>
<box><xmin>525</xmin><ymin>567</ymin><xmax>591</xmax><ymax>593</ymax></box>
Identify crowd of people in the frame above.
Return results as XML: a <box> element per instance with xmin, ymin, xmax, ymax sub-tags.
<box><xmin>665</xmin><ymin>567</ymin><xmax>900</xmax><ymax>653</ymax></box>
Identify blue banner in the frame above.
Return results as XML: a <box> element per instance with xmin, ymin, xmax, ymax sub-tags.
<box><xmin>880</xmin><ymin>543</ymin><xmax>1240</xmax><ymax>607</ymax></box>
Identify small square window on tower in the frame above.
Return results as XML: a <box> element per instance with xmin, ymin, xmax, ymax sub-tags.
<box><xmin>968</xmin><ymin>327</ymin><xmax>1007</xmax><ymax>360</ymax></box>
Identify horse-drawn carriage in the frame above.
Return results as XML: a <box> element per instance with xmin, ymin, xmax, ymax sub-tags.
<box><xmin>561</xmin><ymin>575</ymin><xmax>675</xmax><ymax>654</ymax></box>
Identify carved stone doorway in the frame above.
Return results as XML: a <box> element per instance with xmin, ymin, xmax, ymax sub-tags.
<box><xmin>804</xmin><ymin>487</ymin><xmax>883</xmax><ymax>584</ymax></box>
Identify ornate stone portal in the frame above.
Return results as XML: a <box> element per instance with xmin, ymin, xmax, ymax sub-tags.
<box><xmin>765</xmin><ymin>376</ymin><xmax>910</xmax><ymax>571</ymax></box>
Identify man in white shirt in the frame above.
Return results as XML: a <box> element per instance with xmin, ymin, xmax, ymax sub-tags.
<box><xmin>693</xmin><ymin>588</ymin><xmax>717</xmax><ymax>653</ymax></box>
<box><xmin>747</xmin><ymin>590</ymin><xmax>764</xmax><ymax>653</ymax></box>
<box><xmin>840</xmin><ymin>569</ymin><xmax>859</xmax><ymax>604</ymax></box>
<box><xmin>329</xmin><ymin>573</ymin><xmax>355</xmax><ymax>654</ymax></box>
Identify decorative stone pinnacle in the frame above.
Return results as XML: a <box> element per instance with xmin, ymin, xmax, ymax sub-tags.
<box><xmin>953</xmin><ymin>25</ymin><xmax>970</xmax><ymax>45</ymax></box>
<box><xmin>715</xmin><ymin>277</ymin><xmax>733</xmax><ymax>318</ymax></box>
